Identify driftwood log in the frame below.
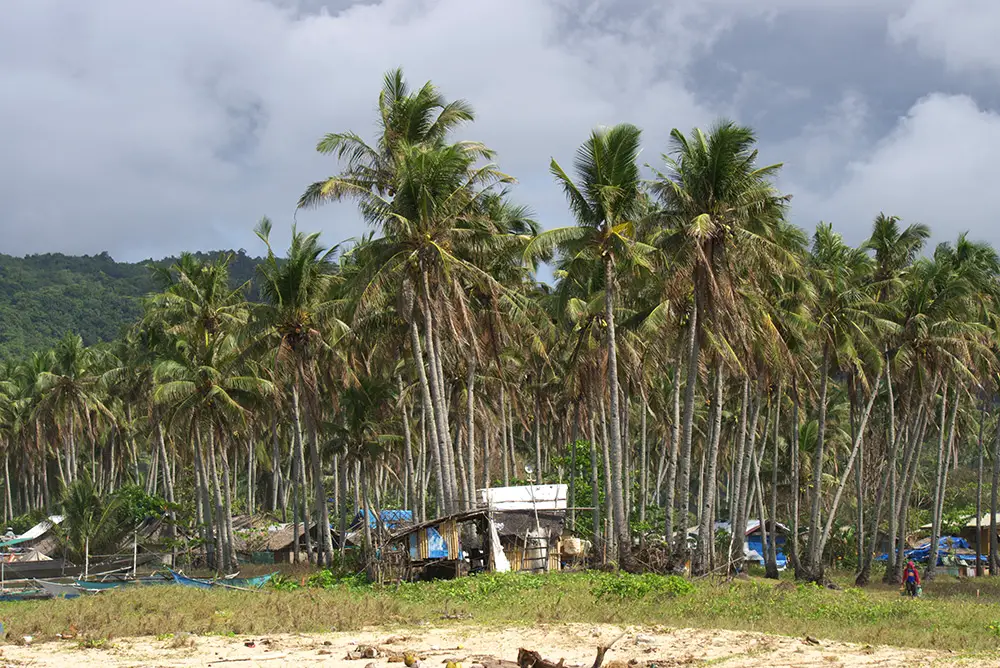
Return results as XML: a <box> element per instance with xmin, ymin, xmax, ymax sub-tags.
<box><xmin>515</xmin><ymin>633</ymin><xmax>625</xmax><ymax>668</ymax></box>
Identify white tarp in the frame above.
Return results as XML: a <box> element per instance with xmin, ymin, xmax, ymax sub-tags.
<box><xmin>487</xmin><ymin>518</ymin><xmax>511</xmax><ymax>573</ymax></box>
<box><xmin>478</xmin><ymin>485</ymin><xmax>568</xmax><ymax>511</ymax></box>
<box><xmin>7</xmin><ymin>515</ymin><xmax>63</xmax><ymax>542</ymax></box>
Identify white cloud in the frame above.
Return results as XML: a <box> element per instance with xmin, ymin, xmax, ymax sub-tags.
<box><xmin>0</xmin><ymin>0</ymin><xmax>718</xmax><ymax>260</ymax></box>
<box><xmin>0</xmin><ymin>0</ymin><xmax>995</xmax><ymax>261</ymax></box>
<box><xmin>889</xmin><ymin>0</ymin><xmax>1000</xmax><ymax>75</ymax></box>
<box><xmin>793</xmin><ymin>94</ymin><xmax>1000</xmax><ymax>247</ymax></box>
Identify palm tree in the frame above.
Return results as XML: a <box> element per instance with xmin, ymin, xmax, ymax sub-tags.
<box><xmin>526</xmin><ymin>123</ymin><xmax>650</xmax><ymax>559</ymax></box>
<box><xmin>651</xmin><ymin>120</ymin><xmax>791</xmax><ymax>573</ymax></box>
<box><xmin>252</xmin><ymin>219</ymin><xmax>347</xmax><ymax>566</ymax></box>
<box><xmin>36</xmin><ymin>333</ymin><xmax>110</xmax><ymax>486</ymax></box>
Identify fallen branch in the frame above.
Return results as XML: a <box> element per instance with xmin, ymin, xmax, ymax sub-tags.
<box><xmin>515</xmin><ymin>632</ymin><xmax>625</xmax><ymax>668</ymax></box>
<box><xmin>207</xmin><ymin>655</ymin><xmax>287</xmax><ymax>664</ymax></box>
<box><xmin>591</xmin><ymin>633</ymin><xmax>624</xmax><ymax>668</ymax></box>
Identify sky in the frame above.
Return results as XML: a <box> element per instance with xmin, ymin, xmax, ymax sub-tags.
<box><xmin>1</xmin><ymin>0</ymin><xmax>999</xmax><ymax>262</ymax></box>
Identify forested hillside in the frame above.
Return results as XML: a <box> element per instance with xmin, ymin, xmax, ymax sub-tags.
<box><xmin>0</xmin><ymin>250</ymin><xmax>261</xmax><ymax>359</ymax></box>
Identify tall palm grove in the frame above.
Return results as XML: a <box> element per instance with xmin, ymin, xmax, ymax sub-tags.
<box><xmin>3</xmin><ymin>69</ymin><xmax>999</xmax><ymax>585</ymax></box>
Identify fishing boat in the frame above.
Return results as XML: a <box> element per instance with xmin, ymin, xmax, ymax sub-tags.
<box><xmin>214</xmin><ymin>573</ymin><xmax>276</xmax><ymax>589</ymax></box>
<box><xmin>33</xmin><ymin>579</ymin><xmax>86</xmax><ymax>598</ymax></box>
<box><xmin>169</xmin><ymin>570</ymin><xmax>275</xmax><ymax>590</ymax></box>
<box><xmin>169</xmin><ymin>570</ymin><xmax>213</xmax><ymax>589</ymax></box>
<box><xmin>74</xmin><ymin>574</ymin><xmax>173</xmax><ymax>591</ymax></box>
<box><xmin>0</xmin><ymin>588</ymin><xmax>49</xmax><ymax>602</ymax></box>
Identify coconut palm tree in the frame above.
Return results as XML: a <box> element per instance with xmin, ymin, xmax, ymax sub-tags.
<box><xmin>651</xmin><ymin>120</ymin><xmax>791</xmax><ymax>573</ymax></box>
<box><xmin>526</xmin><ymin>123</ymin><xmax>651</xmax><ymax>559</ymax></box>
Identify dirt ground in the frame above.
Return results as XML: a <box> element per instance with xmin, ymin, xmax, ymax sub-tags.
<box><xmin>0</xmin><ymin>623</ymin><xmax>989</xmax><ymax>667</ymax></box>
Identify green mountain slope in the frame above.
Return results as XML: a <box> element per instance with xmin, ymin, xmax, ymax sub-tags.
<box><xmin>0</xmin><ymin>250</ymin><xmax>261</xmax><ymax>359</ymax></box>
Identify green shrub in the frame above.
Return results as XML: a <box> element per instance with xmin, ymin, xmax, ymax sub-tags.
<box><xmin>589</xmin><ymin>572</ymin><xmax>694</xmax><ymax>600</ymax></box>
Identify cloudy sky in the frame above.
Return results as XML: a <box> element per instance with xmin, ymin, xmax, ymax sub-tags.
<box><xmin>2</xmin><ymin>0</ymin><xmax>998</xmax><ymax>261</ymax></box>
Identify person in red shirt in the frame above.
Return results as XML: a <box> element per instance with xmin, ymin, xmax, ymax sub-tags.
<box><xmin>902</xmin><ymin>560</ymin><xmax>921</xmax><ymax>596</ymax></box>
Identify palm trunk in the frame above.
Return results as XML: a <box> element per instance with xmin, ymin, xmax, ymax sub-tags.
<box><xmin>729</xmin><ymin>377</ymin><xmax>750</xmax><ymax>570</ymax></box>
<box><xmin>663</xmin><ymin>362</ymin><xmax>682</xmax><ymax>546</ymax></box>
<box><xmin>674</xmin><ymin>299</ymin><xmax>699</xmax><ymax>554</ymax></box>
<box><xmin>990</xmin><ymin>409</ymin><xmax>1000</xmax><ymax>575</ymax></box>
<box><xmin>420</xmin><ymin>274</ymin><xmax>456</xmax><ymax>513</ymax></box>
<box><xmin>805</xmin><ymin>343</ymin><xmax>831</xmax><ymax>578</ymax></box>
<box><xmin>765</xmin><ymin>382</ymin><xmax>782</xmax><ymax>579</ymax></box>
<box><xmin>398</xmin><ymin>376</ymin><xmax>415</xmax><ymax>513</ymax></box>
<box><xmin>736</xmin><ymin>390</ymin><xmax>763</xmax><ymax>572</ymax></box>
<box><xmin>193</xmin><ymin>422</ymin><xmax>215</xmax><ymax>568</ymax></box>
<box><xmin>219</xmin><ymin>440</ymin><xmax>238</xmax><ymax>571</ymax></box>
<box><xmin>309</xmin><ymin>418</ymin><xmax>333</xmax><ymax>566</ymax></box>
<box><xmin>589</xmin><ymin>402</ymin><xmax>602</xmax><ymax>547</ymax></box>
<box><xmin>534</xmin><ymin>390</ymin><xmax>543</xmax><ymax>483</ymax></box>
<box><xmin>290</xmin><ymin>381</ymin><xmax>312</xmax><ymax>565</ymax></box>
<box><xmin>976</xmin><ymin>396</ymin><xmax>986</xmax><ymax>577</ymax></box>
<box><xmin>693</xmin><ymin>363</ymin><xmax>724</xmax><ymax>575</ymax></box>
<box><xmin>599</xmin><ymin>393</ymin><xmax>614</xmax><ymax>556</ymax></box>
<box><xmin>639</xmin><ymin>390</ymin><xmax>648</xmax><ymax>524</ymax></box>
<box><xmin>926</xmin><ymin>383</ymin><xmax>950</xmax><ymax>580</ymax></box>
<box><xmin>817</xmin><ymin>375</ymin><xmax>883</xmax><ymax>569</ymax></box>
<box><xmin>892</xmin><ymin>395</ymin><xmax>931</xmax><ymax>583</ymax></box>
<box><xmin>205</xmin><ymin>427</ymin><xmax>230</xmax><ymax>572</ymax></box>
<box><xmin>790</xmin><ymin>380</ymin><xmax>801</xmax><ymax>577</ymax></box>
<box><xmin>857</xmin><ymin>363</ymin><xmax>902</xmax><ymax>586</ymax></box>
<box><xmin>928</xmin><ymin>384</ymin><xmax>960</xmax><ymax>580</ymax></box>
<box><xmin>466</xmin><ymin>355</ymin><xmax>477</xmax><ymax>507</ymax></box>
<box><xmin>409</xmin><ymin>321</ymin><xmax>448</xmax><ymax>513</ymax></box>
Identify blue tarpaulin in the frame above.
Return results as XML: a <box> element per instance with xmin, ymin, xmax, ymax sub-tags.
<box><xmin>875</xmin><ymin>536</ymin><xmax>987</xmax><ymax>564</ymax></box>
<box><xmin>351</xmin><ymin>509</ymin><xmax>414</xmax><ymax>531</ymax></box>
<box><xmin>746</xmin><ymin>536</ymin><xmax>788</xmax><ymax>569</ymax></box>
<box><xmin>408</xmin><ymin>527</ymin><xmax>449</xmax><ymax>560</ymax></box>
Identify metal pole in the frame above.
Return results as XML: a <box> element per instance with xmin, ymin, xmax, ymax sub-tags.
<box><xmin>132</xmin><ymin>529</ymin><xmax>138</xmax><ymax>578</ymax></box>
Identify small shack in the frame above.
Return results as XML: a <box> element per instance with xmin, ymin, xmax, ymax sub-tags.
<box><xmin>383</xmin><ymin>508</ymin><xmax>507</xmax><ymax>581</ymax></box>
<box><xmin>479</xmin><ymin>484</ymin><xmax>567</xmax><ymax>572</ymax></box>
<box><xmin>959</xmin><ymin>513</ymin><xmax>1000</xmax><ymax>554</ymax></box>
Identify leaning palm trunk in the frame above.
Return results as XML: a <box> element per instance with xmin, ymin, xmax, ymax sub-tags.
<box><xmin>674</xmin><ymin>300</ymin><xmax>700</xmax><ymax>554</ymax></box>
<box><xmin>765</xmin><ymin>382</ymin><xmax>782</xmax><ymax>579</ymax></box>
<box><xmin>588</xmin><ymin>402</ymin><xmax>602</xmax><ymax>547</ymax></box>
<box><xmin>892</xmin><ymin>398</ymin><xmax>931</xmax><ymax>582</ymax></box>
<box><xmin>927</xmin><ymin>385</ymin><xmax>959</xmax><ymax>580</ymax></box>
<box><xmin>420</xmin><ymin>276</ymin><xmax>457</xmax><ymax>513</ymax></box>
<box><xmin>399</xmin><ymin>376</ymin><xmax>416</xmax><ymax>513</ymax></box>
<box><xmin>663</xmin><ymin>362</ymin><xmax>682</xmax><ymax>546</ymax></box>
<box><xmin>409</xmin><ymin>321</ymin><xmax>448</xmax><ymax>512</ymax></box>
<box><xmin>814</xmin><ymin>375</ymin><xmax>882</xmax><ymax>574</ymax></box>
<box><xmin>735</xmin><ymin>391</ymin><xmax>763</xmax><ymax>573</ymax></box>
<box><xmin>603</xmin><ymin>258</ymin><xmax>628</xmax><ymax>560</ymax></box>
<box><xmin>857</xmin><ymin>365</ymin><xmax>903</xmax><ymax>586</ymax></box>
<box><xmin>804</xmin><ymin>344</ymin><xmax>831</xmax><ymax>579</ymax></box>
<box><xmin>693</xmin><ymin>364</ymin><xmax>724</xmax><ymax>575</ymax></box>
<box><xmin>466</xmin><ymin>354</ymin><xmax>477</xmax><ymax>508</ymax></box>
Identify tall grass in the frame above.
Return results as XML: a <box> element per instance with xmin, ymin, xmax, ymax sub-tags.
<box><xmin>2</xmin><ymin>571</ymin><xmax>1000</xmax><ymax>654</ymax></box>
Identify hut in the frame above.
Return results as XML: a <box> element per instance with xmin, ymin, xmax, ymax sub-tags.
<box><xmin>478</xmin><ymin>484</ymin><xmax>567</xmax><ymax>572</ymax></box>
<box><xmin>959</xmin><ymin>513</ymin><xmax>1000</xmax><ymax>554</ymax></box>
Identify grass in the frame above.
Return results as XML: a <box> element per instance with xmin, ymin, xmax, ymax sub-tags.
<box><xmin>2</xmin><ymin>568</ymin><xmax>1000</xmax><ymax>655</ymax></box>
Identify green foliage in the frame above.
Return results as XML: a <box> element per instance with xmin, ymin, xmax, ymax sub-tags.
<box><xmin>114</xmin><ymin>484</ymin><xmax>167</xmax><ymax>526</ymax></box>
<box><xmin>0</xmin><ymin>250</ymin><xmax>263</xmax><ymax>359</ymax></box>
<box><xmin>8</xmin><ymin>509</ymin><xmax>47</xmax><ymax>534</ymax></box>
<box><xmin>588</xmin><ymin>571</ymin><xmax>694</xmax><ymax>600</ymax></box>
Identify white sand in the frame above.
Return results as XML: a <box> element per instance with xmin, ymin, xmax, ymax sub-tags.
<box><xmin>0</xmin><ymin>623</ymin><xmax>988</xmax><ymax>667</ymax></box>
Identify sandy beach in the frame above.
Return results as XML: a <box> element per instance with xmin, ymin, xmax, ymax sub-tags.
<box><xmin>0</xmin><ymin>623</ymin><xmax>985</xmax><ymax>667</ymax></box>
